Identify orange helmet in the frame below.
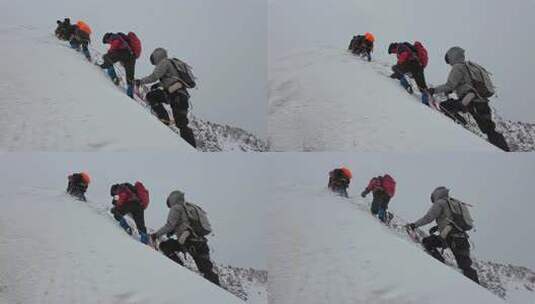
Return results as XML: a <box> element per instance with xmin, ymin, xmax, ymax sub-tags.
<box><xmin>340</xmin><ymin>167</ymin><xmax>352</xmax><ymax>179</ymax></box>
<box><xmin>76</xmin><ymin>21</ymin><xmax>92</xmax><ymax>35</ymax></box>
<box><xmin>80</xmin><ymin>172</ymin><xmax>91</xmax><ymax>185</ymax></box>
<box><xmin>364</xmin><ymin>32</ymin><xmax>375</xmax><ymax>43</ymax></box>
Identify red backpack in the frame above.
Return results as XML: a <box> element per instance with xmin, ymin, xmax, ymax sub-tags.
<box><xmin>127</xmin><ymin>32</ymin><xmax>142</xmax><ymax>59</ymax></box>
<box><xmin>414</xmin><ymin>41</ymin><xmax>428</xmax><ymax>68</ymax></box>
<box><xmin>134</xmin><ymin>181</ymin><xmax>149</xmax><ymax>209</ymax></box>
<box><xmin>381</xmin><ymin>174</ymin><xmax>396</xmax><ymax>198</ymax></box>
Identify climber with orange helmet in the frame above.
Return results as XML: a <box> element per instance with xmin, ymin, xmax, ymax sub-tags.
<box><xmin>348</xmin><ymin>32</ymin><xmax>375</xmax><ymax>61</ymax></box>
<box><xmin>328</xmin><ymin>167</ymin><xmax>352</xmax><ymax>198</ymax></box>
<box><xmin>67</xmin><ymin>172</ymin><xmax>91</xmax><ymax>201</ymax></box>
<box><xmin>69</xmin><ymin>20</ymin><xmax>92</xmax><ymax>61</ymax></box>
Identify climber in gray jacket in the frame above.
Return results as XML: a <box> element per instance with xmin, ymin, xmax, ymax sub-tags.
<box><xmin>135</xmin><ymin>48</ymin><xmax>197</xmax><ymax>148</ymax></box>
<box><xmin>428</xmin><ymin>47</ymin><xmax>509</xmax><ymax>151</ymax></box>
<box><xmin>151</xmin><ymin>191</ymin><xmax>220</xmax><ymax>285</ymax></box>
<box><xmin>407</xmin><ymin>187</ymin><xmax>480</xmax><ymax>284</ymax></box>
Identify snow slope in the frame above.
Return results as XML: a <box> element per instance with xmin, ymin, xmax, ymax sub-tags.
<box><xmin>0</xmin><ymin>153</ymin><xmax>270</xmax><ymax>303</ymax></box>
<box><xmin>268</xmin><ymin>47</ymin><xmax>497</xmax><ymax>151</ymax></box>
<box><xmin>268</xmin><ymin>186</ymin><xmax>505</xmax><ymax>304</ymax></box>
<box><xmin>0</xmin><ymin>188</ymin><xmax>242</xmax><ymax>303</ymax></box>
<box><xmin>0</xmin><ymin>25</ymin><xmax>194</xmax><ymax>151</ymax></box>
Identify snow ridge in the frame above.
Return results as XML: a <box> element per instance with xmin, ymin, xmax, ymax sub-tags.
<box><xmin>350</xmin><ymin>195</ymin><xmax>535</xmax><ymax>303</ymax></box>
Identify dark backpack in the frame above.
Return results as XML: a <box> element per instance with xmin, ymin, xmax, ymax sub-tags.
<box><xmin>183</xmin><ymin>202</ymin><xmax>212</xmax><ymax>236</ymax></box>
<box><xmin>134</xmin><ymin>181</ymin><xmax>150</xmax><ymax>209</ymax></box>
<box><xmin>447</xmin><ymin>198</ymin><xmax>474</xmax><ymax>232</ymax></box>
<box><xmin>170</xmin><ymin>58</ymin><xmax>196</xmax><ymax>89</ymax></box>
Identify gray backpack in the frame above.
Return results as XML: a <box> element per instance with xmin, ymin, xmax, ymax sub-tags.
<box><xmin>184</xmin><ymin>202</ymin><xmax>212</xmax><ymax>236</ymax></box>
<box><xmin>447</xmin><ymin>198</ymin><xmax>474</xmax><ymax>232</ymax></box>
<box><xmin>465</xmin><ymin>61</ymin><xmax>495</xmax><ymax>98</ymax></box>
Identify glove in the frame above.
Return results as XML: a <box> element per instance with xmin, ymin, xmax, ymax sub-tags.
<box><xmin>427</xmin><ymin>87</ymin><xmax>435</xmax><ymax>96</ymax></box>
<box><xmin>406</xmin><ymin>223</ymin><xmax>416</xmax><ymax>230</ymax></box>
<box><xmin>134</xmin><ymin>79</ymin><xmax>141</xmax><ymax>87</ymax></box>
<box><xmin>360</xmin><ymin>191</ymin><xmax>367</xmax><ymax>198</ymax></box>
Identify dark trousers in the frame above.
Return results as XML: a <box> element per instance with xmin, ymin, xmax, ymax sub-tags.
<box><xmin>370</xmin><ymin>190</ymin><xmax>391</xmax><ymax>222</ymax></box>
<box><xmin>111</xmin><ymin>201</ymin><xmax>147</xmax><ymax>234</ymax></box>
<box><xmin>145</xmin><ymin>89</ymin><xmax>197</xmax><ymax>148</ymax></box>
<box><xmin>392</xmin><ymin>60</ymin><xmax>428</xmax><ymax>91</ymax></box>
<box><xmin>159</xmin><ymin>238</ymin><xmax>220</xmax><ymax>285</ymax></box>
<box><xmin>440</xmin><ymin>99</ymin><xmax>510</xmax><ymax>151</ymax></box>
<box><xmin>69</xmin><ymin>29</ymin><xmax>91</xmax><ymax>60</ymax></box>
<box><xmin>102</xmin><ymin>49</ymin><xmax>136</xmax><ymax>85</ymax></box>
<box><xmin>422</xmin><ymin>235</ymin><xmax>480</xmax><ymax>284</ymax></box>
<box><xmin>67</xmin><ymin>183</ymin><xmax>87</xmax><ymax>202</ymax></box>
<box><xmin>66</xmin><ymin>183</ymin><xmax>87</xmax><ymax>201</ymax></box>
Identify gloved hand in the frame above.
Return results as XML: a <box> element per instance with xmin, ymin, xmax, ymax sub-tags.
<box><xmin>360</xmin><ymin>191</ymin><xmax>367</xmax><ymax>198</ymax></box>
<box><xmin>406</xmin><ymin>223</ymin><xmax>416</xmax><ymax>230</ymax></box>
<box><xmin>427</xmin><ymin>87</ymin><xmax>435</xmax><ymax>96</ymax></box>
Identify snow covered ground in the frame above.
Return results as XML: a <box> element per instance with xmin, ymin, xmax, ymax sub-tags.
<box><xmin>266</xmin><ymin>153</ymin><xmax>535</xmax><ymax>304</ymax></box>
<box><xmin>269</xmin><ymin>47</ymin><xmax>497</xmax><ymax>151</ymax></box>
<box><xmin>0</xmin><ymin>0</ymin><xmax>266</xmax><ymax>139</ymax></box>
<box><xmin>268</xmin><ymin>187</ymin><xmax>505</xmax><ymax>304</ymax></box>
<box><xmin>0</xmin><ymin>25</ymin><xmax>193</xmax><ymax>151</ymax></box>
<box><xmin>0</xmin><ymin>153</ymin><xmax>269</xmax><ymax>303</ymax></box>
<box><xmin>0</xmin><ymin>188</ymin><xmax>243</xmax><ymax>303</ymax></box>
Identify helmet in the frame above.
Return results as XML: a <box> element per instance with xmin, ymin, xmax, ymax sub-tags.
<box><xmin>340</xmin><ymin>167</ymin><xmax>352</xmax><ymax>180</ymax></box>
<box><xmin>388</xmin><ymin>43</ymin><xmax>398</xmax><ymax>54</ymax></box>
<box><xmin>364</xmin><ymin>32</ymin><xmax>375</xmax><ymax>43</ymax></box>
<box><xmin>80</xmin><ymin>172</ymin><xmax>91</xmax><ymax>185</ymax></box>
<box><xmin>102</xmin><ymin>32</ymin><xmax>113</xmax><ymax>44</ymax></box>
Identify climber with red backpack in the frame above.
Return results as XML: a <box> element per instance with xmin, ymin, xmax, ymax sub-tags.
<box><xmin>110</xmin><ymin>181</ymin><xmax>150</xmax><ymax>244</ymax></box>
<box><xmin>388</xmin><ymin>42</ymin><xmax>430</xmax><ymax>105</ymax></box>
<box><xmin>361</xmin><ymin>174</ymin><xmax>396</xmax><ymax>223</ymax></box>
<box><xmin>99</xmin><ymin>32</ymin><xmax>142</xmax><ymax>98</ymax></box>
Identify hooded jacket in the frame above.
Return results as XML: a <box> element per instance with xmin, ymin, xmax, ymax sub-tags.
<box><xmin>413</xmin><ymin>187</ymin><xmax>455</xmax><ymax>234</ymax></box>
<box><xmin>154</xmin><ymin>191</ymin><xmax>195</xmax><ymax>242</ymax></box>
<box><xmin>433</xmin><ymin>47</ymin><xmax>485</xmax><ymax>102</ymax></box>
<box><xmin>139</xmin><ymin>48</ymin><xmax>186</xmax><ymax>92</ymax></box>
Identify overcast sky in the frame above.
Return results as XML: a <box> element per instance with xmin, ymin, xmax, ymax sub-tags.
<box><xmin>0</xmin><ymin>0</ymin><xmax>266</xmax><ymax>137</ymax></box>
<box><xmin>269</xmin><ymin>0</ymin><xmax>535</xmax><ymax>123</ymax></box>
<box><xmin>267</xmin><ymin>152</ymin><xmax>535</xmax><ymax>270</ymax></box>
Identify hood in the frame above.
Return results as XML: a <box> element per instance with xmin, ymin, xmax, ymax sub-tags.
<box><xmin>150</xmin><ymin>48</ymin><xmax>168</xmax><ymax>65</ymax></box>
<box><xmin>430</xmin><ymin>186</ymin><xmax>449</xmax><ymax>203</ymax></box>
<box><xmin>166</xmin><ymin>190</ymin><xmax>185</xmax><ymax>208</ymax></box>
<box><xmin>445</xmin><ymin>47</ymin><xmax>465</xmax><ymax>65</ymax></box>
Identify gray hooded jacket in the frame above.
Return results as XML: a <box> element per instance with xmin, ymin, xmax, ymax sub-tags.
<box><xmin>139</xmin><ymin>48</ymin><xmax>185</xmax><ymax>91</ymax></box>
<box><xmin>434</xmin><ymin>47</ymin><xmax>485</xmax><ymax>103</ymax></box>
<box><xmin>413</xmin><ymin>187</ymin><xmax>455</xmax><ymax>234</ymax></box>
<box><xmin>155</xmin><ymin>191</ymin><xmax>193</xmax><ymax>241</ymax></box>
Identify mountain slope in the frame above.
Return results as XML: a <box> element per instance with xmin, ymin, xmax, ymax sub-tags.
<box><xmin>0</xmin><ymin>25</ymin><xmax>193</xmax><ymax>151</ymax></box>
<box><xmin>0</xmin><ymin>188</ymin><xmax>243</xmax><ymax>303</ymax></box>
<box><xmin>268</xmin><ymin>47</ymin><xmax>497</xmax><ymax>151</ymax></box>
<box><xmin>268</xmin><ymin>186</ymin><xmax>506</xmax><ymax>304</ymax></box>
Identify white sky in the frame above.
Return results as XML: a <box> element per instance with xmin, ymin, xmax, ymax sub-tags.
<box><xmin>0</xmin><ymin>0</ymin><xmax>267</xmax><ymax>137</ymax></box>
<box><xmin>269</xmin><ymin>0</ymin><xmax>535</xmax><ymax>123</ymax></box>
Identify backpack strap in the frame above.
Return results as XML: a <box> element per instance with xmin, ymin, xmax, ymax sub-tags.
<box><xmin>464</xmin><ymin>62</ymin><xmax>489</xmax><ymax>101</ymax></box>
